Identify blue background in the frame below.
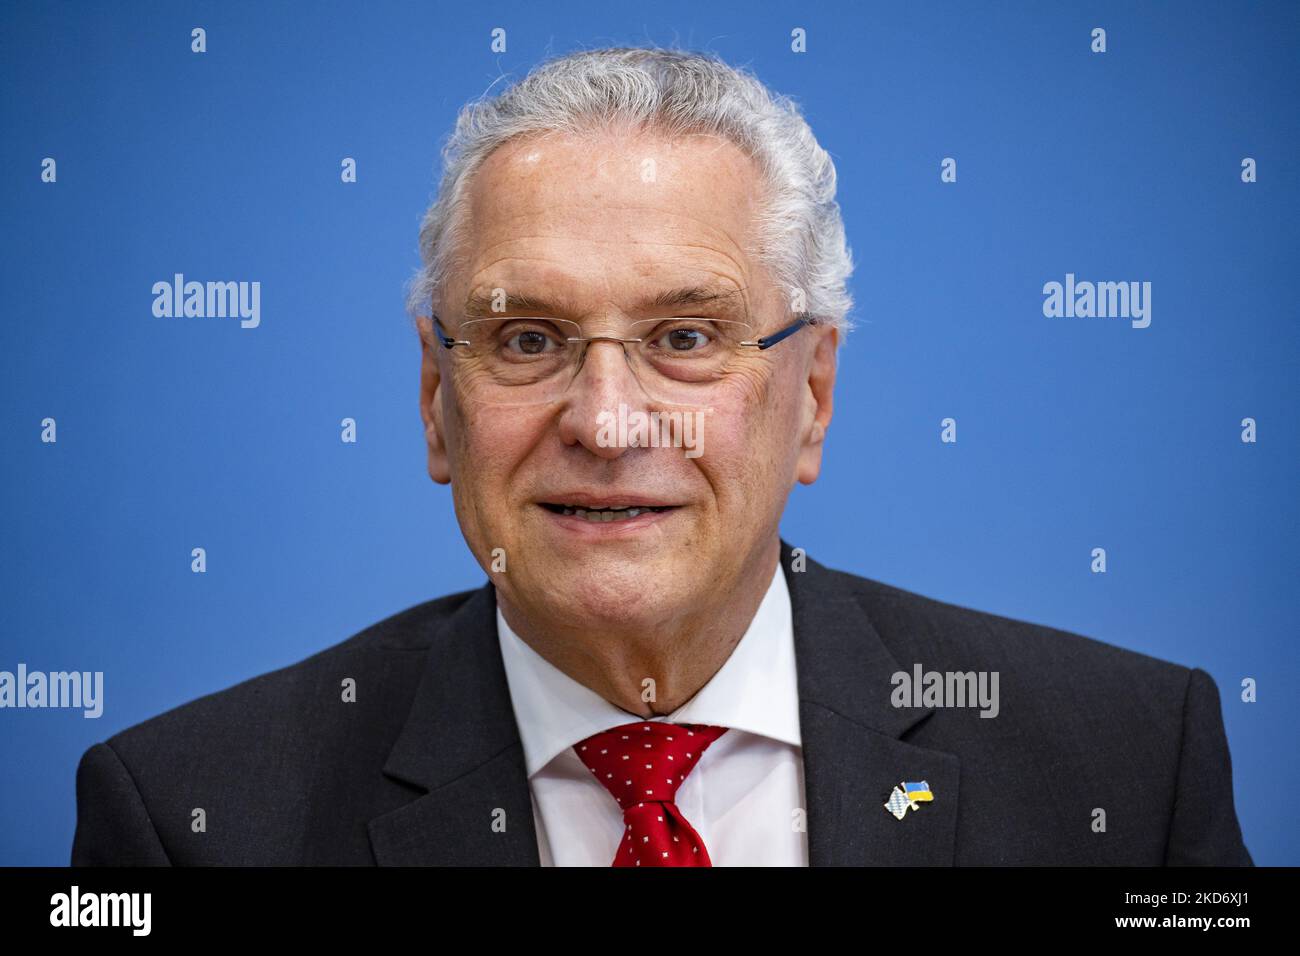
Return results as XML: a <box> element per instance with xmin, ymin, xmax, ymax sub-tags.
<box><xmin>2</xmin><ymin>0</ymin><xmax>1296</xmax><ymax>865</ymax></box>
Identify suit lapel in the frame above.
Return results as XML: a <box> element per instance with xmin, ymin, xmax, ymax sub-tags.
<box><xmin>369</xmin><ymin>583</ymin><xmax>540</xmax><ymax>866</ymax></box>
<box><xmin>784</xmin><ymin>541</ymin><xmax>961</xmax><ymax>865</ymax></box>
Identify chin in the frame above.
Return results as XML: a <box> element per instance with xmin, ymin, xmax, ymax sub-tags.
<box><xmin>568</xmin><ymin>587</ymin><xmax>681</xmax><ymax>632</ymax></box>
<box><xmin>529</xmin><ymin>561</ymin><xmax>693</xmax><ymax>628</ymax></box>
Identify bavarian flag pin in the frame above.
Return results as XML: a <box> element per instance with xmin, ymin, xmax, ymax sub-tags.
<box><xmin>884</xmin><ymin>780</ymin><xmax>934</xmax><ymax>820</ymax></box>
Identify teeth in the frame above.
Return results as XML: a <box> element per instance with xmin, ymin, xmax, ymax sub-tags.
<box><xmin>558</xmin><ymin>505</ymin><xmax>653</xmax><ymax>522</ymax></box>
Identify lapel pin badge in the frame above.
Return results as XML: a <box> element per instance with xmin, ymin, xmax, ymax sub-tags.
<box><xmin>884</xmin><ymin>780</ymin><xmax>934</xmax><ymax>820</ymax></box>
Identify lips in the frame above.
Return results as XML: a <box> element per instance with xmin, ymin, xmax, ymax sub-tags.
<box><xmin>539</xmin><ymin>502</ymin><xmax>679</xmax><ymax>523</ymax></box>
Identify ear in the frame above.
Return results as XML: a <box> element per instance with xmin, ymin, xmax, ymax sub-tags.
<box><xmin>417</xmin><ymin>315</ymin><xmax>451</xmax><ymax>485</ymax></box>
<box><xmin>795</xmin><ymin>323</ymin><xmax>837</xmax><ymax>485</ymax></box>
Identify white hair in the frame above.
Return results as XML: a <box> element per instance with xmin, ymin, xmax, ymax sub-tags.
<box><xmin>404</xmin><ymin>46</ymin><xmax>854</xmax><ymax>334</ymax></box>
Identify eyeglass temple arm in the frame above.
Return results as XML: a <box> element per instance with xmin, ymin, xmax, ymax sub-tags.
<box><xmin>431</xmin><ymin>314</ymin><xmax>466</xmax><ymax>348</ymax></box>
<box><xmin>748</xmin><ymin>315</ymin><xmax>811</xmax><ymax>350</ymax></box>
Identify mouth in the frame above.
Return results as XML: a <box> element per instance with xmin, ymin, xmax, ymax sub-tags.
<box><xmin>538</xmin><ymin>501</ymin><xmax>680</xmax><ymax>524</ymax></box>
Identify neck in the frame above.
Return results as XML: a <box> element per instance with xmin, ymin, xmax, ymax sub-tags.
<box><xmin>498</xmin><ymin>538</ymin><xmax>780</xmax><ymax>718</ymax></box>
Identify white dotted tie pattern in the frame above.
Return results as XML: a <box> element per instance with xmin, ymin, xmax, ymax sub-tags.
<box><xmin>574</xmin><ymin>720</ymin><xmax>728</xmax><ymax>867</ymax></box>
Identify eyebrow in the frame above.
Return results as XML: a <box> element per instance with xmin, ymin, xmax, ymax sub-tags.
<box><xmin>463</xmin><ymin>290</ymin><xmax>570</xmax><ymax>317</ymax></box>
<box><xmin>461</xmin><ymin>284</ymin><xmax>748</xmax><ymax>319</ymax></box>
<box><xmin>647</xmin><ymin>285</ymin><xmax>747</xmax><ymax>313</ymax></box>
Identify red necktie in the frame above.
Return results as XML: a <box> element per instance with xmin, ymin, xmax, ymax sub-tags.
<box><xmin>574</xmin><ymin>720</ymin><xmax>728</xmax><ymax>867</ymax></box>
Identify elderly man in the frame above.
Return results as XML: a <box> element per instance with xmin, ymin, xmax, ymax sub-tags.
<box><xmin>73</xmin><ymin>47</ymin><xmax>1250</xmax><ymax>866</ymax></box>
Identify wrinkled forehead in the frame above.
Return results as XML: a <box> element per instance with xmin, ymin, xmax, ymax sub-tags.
<box><xmin>447</xmin><ymin>128</ymin><xmax>775</xmax><ymax>319</ymax></box>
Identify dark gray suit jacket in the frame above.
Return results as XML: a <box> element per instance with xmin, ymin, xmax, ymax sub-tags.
<box><xmin>71</xmin><ymin>543</ymin><xmax>1252</xmax><ymax>865</ymax></box>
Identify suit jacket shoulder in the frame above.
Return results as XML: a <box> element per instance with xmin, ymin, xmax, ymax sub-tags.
<box><xmin>805</xmin><ymin>557</ymin><xmax>1252</xmax><ymax>865</ymax></box>
<box><xmin>72</xmin><ymin>588</ymin><xmax>478</xmax><ymax>865</ymax></box>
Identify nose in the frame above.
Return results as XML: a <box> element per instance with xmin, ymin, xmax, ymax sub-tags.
<box><xmin>555</xmin><ymin>338</ymin><xmax>654</xmax><ymax>459</ymax></box>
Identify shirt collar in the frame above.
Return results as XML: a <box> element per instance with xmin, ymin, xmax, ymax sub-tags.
<box><xmin>496</xmin><ymin>559</ymin><xmax>801</xmax><ymax>778</ymax></box>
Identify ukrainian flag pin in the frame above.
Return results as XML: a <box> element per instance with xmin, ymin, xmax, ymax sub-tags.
<box><xmin>884</xmin><ymin>780</ymin><xmax>934</xmax><ymax>820</ymax></box>
<box><xmin>903</xmin><ymin>780</ymin><xmax>934</xmax><ymax>811</ymax></box>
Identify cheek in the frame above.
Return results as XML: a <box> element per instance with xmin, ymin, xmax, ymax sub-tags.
<box><xmin>446</xmin><ymin>402</ymin><xmax>549</xmax><ymax>516</ymax></box>
<box><xmin>450</xmin><ymin>402</ymin><xmax>533</xmax><ymax>464</ymax></box>
<box><xmin>697</xmin><ymin>364</ymin><xmax>796</xmax><ymax>502</ymax></box>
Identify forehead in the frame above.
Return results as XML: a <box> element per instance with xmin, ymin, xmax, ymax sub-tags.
<box><xmin>452</xmin><ymin>127</ymin><xmax>770</xmax><ymax>314</ymax></box>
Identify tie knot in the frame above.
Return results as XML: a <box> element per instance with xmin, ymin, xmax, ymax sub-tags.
<box><xmin>574</xmin><ymin>720</ymin><xmax>728</xmax><ymax>811</ymax></box>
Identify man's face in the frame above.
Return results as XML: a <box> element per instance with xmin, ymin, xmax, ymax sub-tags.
<box><xmin>418</xmin><ymin>128</ymin><xmax>836</xmax><ymax>632</ymax></box>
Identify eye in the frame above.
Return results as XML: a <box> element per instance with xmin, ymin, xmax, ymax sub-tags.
<box><xmin>501</xmin><ymin>323</ymin><xmax>563</xmax><ymax>356</ymax></box>
<box><xmin>652</xmin><ymin>322</ymin><xmax>715</xmax><ymax>353</ymax></box>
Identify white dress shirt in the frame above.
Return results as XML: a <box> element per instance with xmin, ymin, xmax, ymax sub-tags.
<box><xmin>495</xmin><ymin>560</ymin><xmax>808</xmax><ymax>866</ymax></box>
